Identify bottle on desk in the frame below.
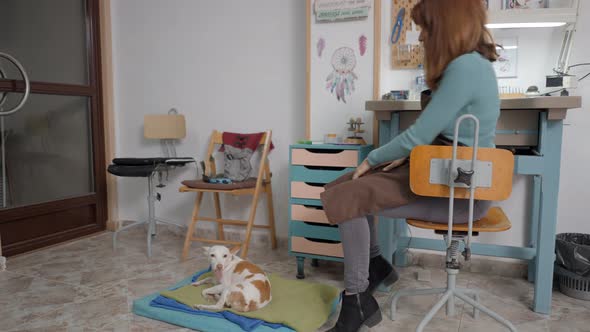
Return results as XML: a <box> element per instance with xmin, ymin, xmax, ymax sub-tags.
<box><xmin>411</xmin><ymin>64</ymin><xmax>426</xmax><ymax>101</ymax></box>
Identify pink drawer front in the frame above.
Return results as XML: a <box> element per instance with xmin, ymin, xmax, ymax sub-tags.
<box><xmin>291</xmin><ymin>182</ymin><xmax>325</xmax><ymax>200</ymax></box>
<box><xmin>291</xmin><ymin>237</ymin><xmax>343</xmax><ymax>258</ymax></box>
<box><xmin>291</xmin><ymin>148</ymin><xmax>358</xmax><ymax>167</ymax></box>
<box><xmin>291</xmin><ymin>204</ymin><xmax>329</xmax><ymax>224</ymax></box>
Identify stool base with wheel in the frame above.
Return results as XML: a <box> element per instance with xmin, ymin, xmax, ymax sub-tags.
<box><xmin>108</xmin><ymin>157</ymin><xmax>195</xmax><ymax>257</ymax></box>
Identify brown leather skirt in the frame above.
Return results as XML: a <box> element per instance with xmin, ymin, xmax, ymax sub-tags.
<box><xmin>320</xmin><ymin>131</ymin><xmax>463</xmax><ymax>225</ymax></box>
<box><xmin>320</xmin><ymin>161</ymin><xmax>418</xmax><ymax>225</ymax></box>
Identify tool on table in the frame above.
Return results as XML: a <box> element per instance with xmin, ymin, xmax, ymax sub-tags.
<box><xmin>200</xmin><ymin>160</ymin><xmax>232</xmax><ymax>184</ymax></box>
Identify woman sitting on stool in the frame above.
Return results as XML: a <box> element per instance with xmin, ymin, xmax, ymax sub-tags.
<box><xmin>322</xmin><ymin>1</ymin><xmax>501</xmax><ymax>331</ymax></box>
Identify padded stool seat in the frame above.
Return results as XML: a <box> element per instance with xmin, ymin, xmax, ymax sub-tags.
<box><xmin>180</xmin><ymin>178</ymin><xmax>260</xmax><ymax>191</ymax></box>
<box><xmin>108</xmin><ymin>157</ymin><xmax>196</xmax><ymax>178</ymax></box>
<box><xmin>407</xmin><ymin>207</ymin><xmax>511</xmax><ymax>233</ymax></box>
<box><xmin>113</xmin><ymin>157</ymin><xmax>168</xmax><ymax>166</ymax></box>
<box><xmin>108</xmin><ymin>164</ymin><xmax>157</xmax><ymax>177</ymax></box>
<box><xmin>108</xmin><ymin>156</ymin><xmax>195</xmax><ymax>257</ymax></box>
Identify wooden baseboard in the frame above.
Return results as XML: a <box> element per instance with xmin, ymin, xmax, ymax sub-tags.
<box><xmin>2</xmin><ymin>224</ymin><xmax>105</xmax><ymax>257</ymax></box>
<box><xmin>106</xmin><ymin>219</ymin><xmax>120</xmax><ymax>231</ymax></box>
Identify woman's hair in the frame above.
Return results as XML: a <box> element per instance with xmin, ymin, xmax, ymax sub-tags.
<box><xmin>411</xmin><ymin>0</ymin><xmax>498</xmax><ymax>90</ymax></box>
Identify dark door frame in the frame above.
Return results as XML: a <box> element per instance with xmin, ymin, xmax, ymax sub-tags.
<box><xmin>0</xmin><ymin>0</ymin><xmax>107</xmax><ymax>256</ymax></box>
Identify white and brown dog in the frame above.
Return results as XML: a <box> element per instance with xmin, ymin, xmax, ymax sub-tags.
<box><xmin>192</xmin><ymin>245</ymin><xmax>272</xmax><ymax>312</ymax></box>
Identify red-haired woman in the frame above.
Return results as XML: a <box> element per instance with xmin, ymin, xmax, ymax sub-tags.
<box><xmin>323</xmin><ymin>1</ymin><xmax>500</xmax><ymax>331</ymax></box>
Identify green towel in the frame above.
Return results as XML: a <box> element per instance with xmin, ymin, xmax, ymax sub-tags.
<box><xmin>161</xmin><ymin>272</ymin><xmax>340</xmax><ymax>332</ymax></box>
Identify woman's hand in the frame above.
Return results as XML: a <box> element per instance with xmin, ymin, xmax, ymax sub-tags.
<box><xmin>383</xmin><ymin>157</ymin><xmax>406</xmax><ymax>172</ymax></box>
<box><xmin>352</xmin><ymin>159</ymin><xmax>371</xmax><ymax>180</ymax></box>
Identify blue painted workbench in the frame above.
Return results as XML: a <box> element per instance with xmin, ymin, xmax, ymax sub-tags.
<box><xmin>366</xmin><ymin>96</ymin><xmax>582</xmax><ymax>314</ymax></box>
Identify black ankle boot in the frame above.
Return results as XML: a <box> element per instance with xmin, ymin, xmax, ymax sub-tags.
<box><xmin>328</xmin><ymin>290</ymin><xmax>382</xmax><ymax>332</ymax></box>
<box><xmin>367</xmin><ymin>255</ymin><xmax>399</xmax><ymax>294</ymax></box>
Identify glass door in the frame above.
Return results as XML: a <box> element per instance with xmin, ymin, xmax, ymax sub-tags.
<box><xmin>0</xmin><ymin>0</ymin><xmax>106</xmax><ymax>256</ymax></box>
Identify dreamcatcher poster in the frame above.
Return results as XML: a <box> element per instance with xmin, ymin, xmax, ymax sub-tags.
<box><xmin>308</xmin><ymin>0</ymin><xmax>378</xmax><ymax>143</ymax></box>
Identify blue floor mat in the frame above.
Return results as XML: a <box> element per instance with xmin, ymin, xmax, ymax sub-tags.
<box><xmin>132</xmin><ymin>268</ymin><xmax>296</xmax><ymax>332</ymax></box>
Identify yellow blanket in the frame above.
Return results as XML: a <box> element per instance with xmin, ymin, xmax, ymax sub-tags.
<box><xmin>161</xmin><ymin>272</ymin><xmax>340</xmax><ymax>332</ymax></box>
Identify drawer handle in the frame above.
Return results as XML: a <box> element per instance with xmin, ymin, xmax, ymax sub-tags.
<box><xmin>304</xmin><ymin>148</ymin><xmax>345</xmax><ymax>154</ymax></box>
<box><xmin>304</xmin><ymin>182</ymin><xmax>325</xmax><ymax>188</ymax></box>
<box><xmin>303</xmin><ymin>205</ymin><xmax>324</xmax><ymax>210</ymax></box>
<box><xmin>304</xmin><ymin>222</ymin><xmax>337</xmax><ymax>228</ymax></box>
<box><xmin>304</xmin><ymin>237</ymin><xmax>340</xmax><ymax>244</ymax></box>
<box><xmin>303</xmin><ymin>165</ymin><xmax>347</xmax><ymax>171</ymax></box>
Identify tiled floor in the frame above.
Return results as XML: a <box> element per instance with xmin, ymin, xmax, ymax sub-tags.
<box><xmin>2</xmin><ymin>226</ymin><xmax>590</xmax><ymax>332</ymax></box>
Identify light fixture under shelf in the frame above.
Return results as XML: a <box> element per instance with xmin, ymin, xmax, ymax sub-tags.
<box><xmin>486</xmin><ymin>22</ymin><xmax>566</xmax><ymax>29</ymax></box>
<box><xmin>486</xmin><ymin>7</ymin><xmax>578</xmax><ymax>29</ymax></box>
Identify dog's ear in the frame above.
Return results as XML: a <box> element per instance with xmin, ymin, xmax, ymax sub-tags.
<box><xmin>229</xmin><ymin>246</ymin><xmax>241</xmax><ymax>257</ymax></box>
<box><xmin>202</xmin><ymin>246</ymin><xmax>211</xmax><ymax>255</ymax></box>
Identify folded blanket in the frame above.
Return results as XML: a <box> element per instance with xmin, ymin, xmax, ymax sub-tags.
<box><xmin>160</xmin><ymin>272</ymin><xmax>340</xmax><ymax>332</ymax></box>
<box><xmin>135</xmin><ymin>269</ymin><xmax>290</xmax><ymax>332</ymax></box>
<box><xmin>151</xmin><ymin>296</ymin><xmax>284</xmax><ymax>331</ymax></box>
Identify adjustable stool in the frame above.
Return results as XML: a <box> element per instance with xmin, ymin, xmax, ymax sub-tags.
<box><xmin>108</xmin><ymin>157</ymin><xmax>194</xmax><ymax>257</ymax></box>
<box><xmin>108</xmin><ymin>108</ymin><xmax>195</xmax><ymax>257</ymax></box>
<box><xmin>389</xmin><ymin>115</ymin><xmax>518</xmax><ymax>331</ymax></box>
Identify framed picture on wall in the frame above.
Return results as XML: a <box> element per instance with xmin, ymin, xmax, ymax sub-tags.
<box><xmin>493</xmin><ymin>37</ymin><xmax>518</xmax><ymax>78</ymax></box>
<box><xmin>306</xmin><ymin>0</ymin><xmax>382</xmax><ymax>144</ymax></box>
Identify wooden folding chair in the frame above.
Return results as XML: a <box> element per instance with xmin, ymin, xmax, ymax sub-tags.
<box><xmin>180</xmin><ymin>130</ymin><xmax>277</xmax><ymax>259</ymax></box>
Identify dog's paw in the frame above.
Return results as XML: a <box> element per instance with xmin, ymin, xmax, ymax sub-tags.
<box><xmin>202</xmin><ymin>292</ymin><xmax>217</xmax><ymax>301</ymax></box>
<box><xmin>196</xmin><ymin>304</ymin><xmax>218</xmax><ymax>311</ymax></box>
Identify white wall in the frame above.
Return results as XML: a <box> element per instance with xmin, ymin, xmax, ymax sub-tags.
<box><xmin>112</xmin><ymin>0</ymin><xmax>589</xmax><ymax>249</ymax></box>
<box><xmin>380</xmin><ymin>1</ymin><xmax>590</xmax><ymax>247</ymax></box>
<box><xmin>111</xmin><ymin>0</ymin><xmax>306</xmax><ymax>237</ymax></box>
<box><xmin>309</xmin><ymin>4</ymin><xmax>375</xmax><ymax>144</ymax></box>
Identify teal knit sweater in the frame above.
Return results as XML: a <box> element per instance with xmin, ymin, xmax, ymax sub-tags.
<box><xmin>367</xmin><ymin>52</ymin><xmax>500</xmax><ymax>166</ymax></box>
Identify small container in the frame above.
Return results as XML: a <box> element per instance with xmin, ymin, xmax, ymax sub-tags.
<box><xmin>382</xmin><ymin>90</ymin><xmax>409</xmax><ymax>100</ymax></box>
<box><xmin>410</xmin><ymin>65</ymin><xmax>426</xmax><ymax>101</ymax></box>
<box><xmin>324</xmin><ymin>134</ymin><xmax>341</xmax><ymax>144</ymax></box>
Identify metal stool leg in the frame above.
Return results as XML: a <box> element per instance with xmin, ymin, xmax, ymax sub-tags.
<box><xmin>388</xmin><ymin>267</ymin><xmax>516</xmax><ymax>331</ymax></box>
<box><xmin>147</xmin><ymin>175</ymin><xmax>157</xmax><ymax>257</ymax></box>
<box><xmin>455</xmin><ymin>292</ymin><xmax>517</xmax><ymax>332</ymax></box>
<box><xmin>390</xmin><ymin>288</ymin><xmax>446</xmax><ymax>320</ymax></box>
<box><xmin>416</xmin><ymin>290</ymin><xmax>452</xmax><ymax>332</ymax></box>
<box><xmin>112</xmin><ymin>173</ymin><xmax>159</xmax><ymax>257</ymax></box>
<box><xmin>459</xmin><ymin>288</ymin><xmax>480</xmax><ymax>319</ymax></box>
<box><xmin>113</xmin><ymin>220</ymin><xmax>146</xmax><ymax>251</ymax></box>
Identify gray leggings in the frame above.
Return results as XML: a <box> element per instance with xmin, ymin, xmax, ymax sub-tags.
<box><xmin>339</xmin><ymin>197</ymin><xmax>492</xmax><ymax>293</ymax></box>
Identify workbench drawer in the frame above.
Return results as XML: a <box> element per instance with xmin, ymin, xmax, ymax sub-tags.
<box><xmin>291</xmin><ymin>182</ymin><xmax>325</xmax><ymax>200</ymax></box>
<box><xmin>291</xmin><ymin>204</ymin><xmax>329</xmax><ymax>224</ymax></box>
<box><xmin>291</xmin><ymin>148</ymin><xmax>358</xmax><ymax>167</ymax></box>
<box><xmin>291</xmin><ymin>236</ymin><xmax>343</xmax><ymax>258</ymax></box>
<box><xmin>399</xmin><ymin>111</ymin><xmax>540</xmax><ymax>147</ymax></box>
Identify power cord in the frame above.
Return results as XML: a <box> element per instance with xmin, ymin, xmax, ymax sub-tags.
<box><xmin>552</xmin><ymin>62</ymin><xmax>590</xmax><ymax>76</ymax></box>
<box><xmin>543</xmin><ymin>88</ymin><xmax>566</xmax><ymax>96</ymax></box>
<box><xmin>568</xmin><ymin>63</ymin><xmax>590</xmax><ymax>69</ymax></box>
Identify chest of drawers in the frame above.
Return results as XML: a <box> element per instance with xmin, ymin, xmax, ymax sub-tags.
<box><xmin>288</xmin><ymin>144</ymin><xmax>373</xmax><ymax>279</ymax></box>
